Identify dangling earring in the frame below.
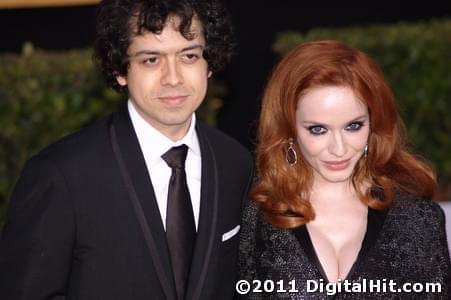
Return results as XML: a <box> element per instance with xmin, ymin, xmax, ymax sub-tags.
<box><xmin>286</xmin><ymin>138</ymin><xmax>297</xmax><ymax>166</ymax></box>
<box><xmin>364</xmin><ymin>144</ymin><xmax>368</xmax><ymax>157</ymax></box>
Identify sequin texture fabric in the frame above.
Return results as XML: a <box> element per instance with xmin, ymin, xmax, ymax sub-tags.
<box><xmin>238</xmin><ymin>195</ymin><xmax>451</xmax><ymax>299</ymax></box>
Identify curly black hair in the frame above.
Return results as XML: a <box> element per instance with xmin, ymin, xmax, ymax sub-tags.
<box><xmin>93</xmin><ymin>0</ymin><xmax>235</xmax><ymax>93</ymax></box>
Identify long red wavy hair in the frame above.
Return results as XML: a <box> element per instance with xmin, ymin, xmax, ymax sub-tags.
<box><xmin>251</xmin><ymin>40</ymin><xmax>437</xmax><ymax>228</ymax></box>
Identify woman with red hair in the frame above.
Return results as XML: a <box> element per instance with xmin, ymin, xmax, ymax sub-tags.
<box><xmin>238</xmin><ymin>40</ymin><xmax>450</xmax><ymax>299</ymax></box>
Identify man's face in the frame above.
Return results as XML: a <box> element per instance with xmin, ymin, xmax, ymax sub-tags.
<box><xmin>117</xmin><ymin>16</ymin><xmax>211</xmax><ymax>140</ymax></box>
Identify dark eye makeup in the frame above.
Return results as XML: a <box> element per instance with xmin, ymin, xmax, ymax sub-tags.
<box><xmin>305</xmin><ymin>121</ymin><xmax>365</xmax><ymax>136</ymax></box>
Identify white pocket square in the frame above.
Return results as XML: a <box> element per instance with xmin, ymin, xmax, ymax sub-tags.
<box><xmin>222</xmin><ymin>225</ymin><xmax>240</xmax><ymax>242</ymax></box>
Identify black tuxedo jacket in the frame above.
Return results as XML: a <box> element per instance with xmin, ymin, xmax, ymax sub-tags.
<box><xmin>0</xmin><ymin>105</ymin><xmax>253</xmax><ymax>300</ymax></box>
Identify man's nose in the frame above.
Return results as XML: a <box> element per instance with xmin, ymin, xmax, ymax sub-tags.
<box><xmin>161</xmin><ymin>59</ymin><xmax>183</xmax><ymax>86</ymax></box>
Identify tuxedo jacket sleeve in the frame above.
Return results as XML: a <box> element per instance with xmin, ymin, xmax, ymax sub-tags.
<box><xmin>0</xmin><ymin>155</ymin><xmax>75</xmax><ymax>299</ymax></box>
<box><xmin>0</xmin><ymin>105</ymin><xmax>254</xmax><ymax>300</ymax></box>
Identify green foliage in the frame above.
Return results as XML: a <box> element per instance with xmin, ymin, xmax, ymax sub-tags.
<box><xmin>0</xmin><ymin>44</ymin><xmax>224</xmax><ymax>225</ymax></box>
<box><xmin>273</xmin><ymin>19</ymin><xmax>451</xmax><ymax>199</ymax></box>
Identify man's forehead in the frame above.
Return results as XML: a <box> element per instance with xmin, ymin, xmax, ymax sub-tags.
<box><xmin>127</xmin><ymin>15</ymin><xmax>206</xmax><ymax>55</ymax></box>
<box><xmin>130</xmin><ymin>14</ymin><xmax>204</xmax><ymax>39</ymax></box>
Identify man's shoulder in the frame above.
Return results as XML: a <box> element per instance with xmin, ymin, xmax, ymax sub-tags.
<box><xmin>196</xmin><ymin>122</ymin><xmax>252</xmax><ymax>161</ymax></box>
<box><xmin>35</xmin><ymin>115</ymin><xmax>111</xmax><ymax>164</ymax></box>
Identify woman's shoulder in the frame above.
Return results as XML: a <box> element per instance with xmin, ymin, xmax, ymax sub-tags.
<box><xmin>242</xmin><ymin>199</ymin><xmax>260</xmax><ymax>221</ymax></box>
<box><xmin>392</xmin><ymin>193</ymin><xmax>445</xmax><ymax>219</ymax></box>
<box><xmin>387</xmin><ymin>192</ymin><xmax>446</xmax><ymax>233</ymax></box>
<box><xmin>241</xmin><ymin>199</ymin><xmax>289</xmax><ymax>237</ymax></box>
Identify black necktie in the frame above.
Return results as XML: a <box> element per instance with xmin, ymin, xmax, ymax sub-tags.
<box><xmin>162</xmin><ymin>145</ymin><xmax>196</xmax><ymax>300</ymax></box>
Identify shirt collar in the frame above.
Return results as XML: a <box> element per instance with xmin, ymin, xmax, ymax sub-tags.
<box><xmin>127</xmin><ymin>100</ymin><xmax>200</xmax><ymax>167</ymax></box>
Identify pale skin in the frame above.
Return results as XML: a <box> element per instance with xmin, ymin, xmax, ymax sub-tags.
<box><xmin>295</xmin><ymin>86</ymin><xmax>370</xmax><ymax>282</ymax></box>
<box><xmin>116</xmin><ymin>16</ymin><xmax>212</xmax><ymax>141</ymax></box>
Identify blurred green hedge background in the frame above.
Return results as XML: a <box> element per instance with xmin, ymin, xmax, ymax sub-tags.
<box><xmin>0</xmin><ymin>19</ymin><xmax>450</xmax><ymax>225</ymax></box>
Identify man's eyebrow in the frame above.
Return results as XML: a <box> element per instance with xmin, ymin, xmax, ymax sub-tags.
<box><xmin>133</xmin><ymin>50</ymin><xmax>159</xmax><ymax>57</ymax></box>
<box><xmin>132</xmin><ymin>44</ymin><xmax>205</xmax><ymax>57</ymax></box>
<box><xmin>180</xmin><ymin>44</ymin><xmax>205</xmax><ymax>52</ymax></box>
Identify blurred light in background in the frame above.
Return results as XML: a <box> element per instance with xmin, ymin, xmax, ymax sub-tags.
<box><xmin>0</xmin><ymin>0</ymin><xmax>99</xmax><ymax>9</ymax></box>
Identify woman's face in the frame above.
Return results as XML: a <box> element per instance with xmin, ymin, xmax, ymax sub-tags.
<box><xmin>295</xmin><ymin>86</ymin><xmax>370</xmax><ymax>186</ymax></box>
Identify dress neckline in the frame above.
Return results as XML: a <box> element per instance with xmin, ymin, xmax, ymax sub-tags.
<box><xmin>291</xmin><ymin>206</ymin><xmax>387</xmax><ymax>283</ymax></box>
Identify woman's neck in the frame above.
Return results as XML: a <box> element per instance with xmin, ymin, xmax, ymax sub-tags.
<box><xmin>310</xmin><ymin>180</ymin><xmax>358</xmax><ymax>204</ymax></box>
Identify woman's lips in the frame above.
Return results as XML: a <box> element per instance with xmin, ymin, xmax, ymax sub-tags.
<box><xmin>323</xmin><ymin>159</ymin><xmax>351</xmax><ymax>171</ymax></box>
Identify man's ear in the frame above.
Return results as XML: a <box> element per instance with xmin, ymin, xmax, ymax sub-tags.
<box><xmin>116</xmin><ymin>75</ymin><xmax>127</xmax><ymax>86</ymax></box>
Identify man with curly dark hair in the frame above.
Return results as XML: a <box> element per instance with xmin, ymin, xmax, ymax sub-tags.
<box><xmin>0</xmin><ymin>1</ymin><xmax>253</xmax><ymax>299</ymax></box>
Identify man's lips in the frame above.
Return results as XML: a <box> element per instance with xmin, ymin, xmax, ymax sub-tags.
<box><xmin>158</xmin><ymin>95</ymin><xmax>188</xmax><ymax>104</ymax></box>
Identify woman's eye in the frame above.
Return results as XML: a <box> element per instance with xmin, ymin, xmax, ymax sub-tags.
<box><xmin>307</xmin><ymin>126</ymin><xmax>327</xmax><ymax>135</ymax></box>
<box><xmin>346</xmin><ymin>121</ymin><xmax>363</xmax><ymax>131</ymax></box>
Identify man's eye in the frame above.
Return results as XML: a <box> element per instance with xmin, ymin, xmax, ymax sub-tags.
<box><xmin>307</xmin><ymin>126</ymin><xmax>327</xmax><ymax>135</ymax></box>
<box><xmin>143</xmin><ymin>57</ymin><xmax>158</xmax><ymax>64</ymax></box>
<box><xmin>182</xmin><ymin>53</ymin><xmax>199</xmax><ymax>63</ymax></box>
<box><xmin>346</xmin><ymin>121</ymin><xmax>364</xmax><ymax>131</ymax></box>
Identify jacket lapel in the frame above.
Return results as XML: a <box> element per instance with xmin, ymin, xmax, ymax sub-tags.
<box><xmin>186</xmin><ymin>124</ymin><xmax>219</xmax><ymax>300</ymax></box>
<box><xmin>109</xmin><ymin>105</ymin><xmax>176</xmax><ymax>299</ymax></box>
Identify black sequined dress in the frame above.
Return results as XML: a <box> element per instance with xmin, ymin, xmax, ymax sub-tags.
<box><xmin>238</xmin><ymin>194</ymin><xmax>451</xmax><ymax>299</ymax></box>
